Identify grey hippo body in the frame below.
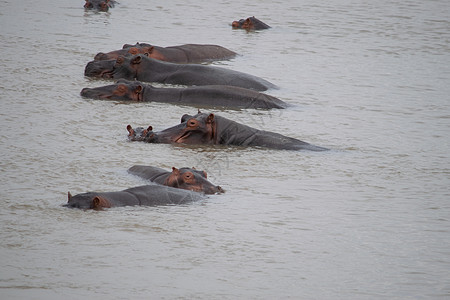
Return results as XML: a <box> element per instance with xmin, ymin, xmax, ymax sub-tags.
<box><xmin>65</xmin><ymin>184</ymin><xmax>203</xmax><ymax>209</ymax></box>
<box><xmin>84</xmin><ymin>54</ymin><xmax>277</xmax><ymax>91</ymax></box>
<box><xmin>127</xmin><ymin>111</ymin><xmax>328</xmax><ymax>151</ymax></box>
<box><xmin>80</xmin><ymin>79</ymin><xmax>287</xmax><ymax>109</ymax></box>
<box><xmin>94</xmin><ymin>42</ymin><xmax>237</xmax><ymax>63</ymax></box>
<box><xmin>128</xmin><ymin>165</ymin><xmax>223</xmax><ymax>194</ymax></box>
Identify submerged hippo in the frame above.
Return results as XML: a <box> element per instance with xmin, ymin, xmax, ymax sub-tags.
<box><xmin>94</xmin><ymin>42</ymin><xmax>237</xmax><ymax>63</ymax></box>
<box><xmin>127</xmin><ymin>111</ymin><xmax>328</xmax><ymax>151</ymax></box>
<box><xmin>65</xmin><ymin>184</ymin><xmax>203</xmax><ymax>209</ymax></box>
<box><xmin>84</xmin><ymin>54</ymin><xmax>276</xmax><ymax>91</ymax></box>
<box><xmin>84</xmin><ymin>0</ymin><xmax>116</xmax><ymax>11</ymax></box>
<box><xmin>232</xmin><ymin>17</ymin><xmax>271</xmax><ymax>30</ymax></box>
<box><xmin>80</xmin><ymin>79</ymin><xmax>287</xmax><ymax>109</ymax></box>
<box><xmin>128</xmin><ymin>165</ymin><xmax>224</xmax><ymax>194</ymax></box>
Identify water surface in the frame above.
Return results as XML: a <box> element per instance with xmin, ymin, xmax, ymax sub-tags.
<box><xmin>1</xmin><ymin>0</ymin><xmax>449</xmax><ymax>299</ymax></box>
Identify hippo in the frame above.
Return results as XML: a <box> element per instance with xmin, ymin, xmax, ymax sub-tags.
<box><xmin>80</xmin><ymin>79</ymin><xmax>287</xmax><ymax>109</ymax></box>
<box><xmin>127</xmin><ymin>111</ymin><xmax>328</xmax><ymax>151</ymax></box>
<box><xmin>232</xmin><ymin>17</ymin><xmax>271</xmax><ymax>30</ymax></box>
<box><xmin>65</xmin><ymin>184</ymin><xmax>204</xmax><ymax>209</ymax></box>
<box><xmin>84</xmin><ymin>0</ymin><xmax>116</xmax><ymax>11</ymax></box>
<box><xmin>128</xmin><ymin>165</ymin><xmax>224</xmax><ymax>194</ymax></box>
<box><xmin>84</xmin><ymin>54</ymin><xmax>277</xmax><ymax>91</ymax></box>
<box><xmin>84</xmin><ymin>59</ymin><xmax>116</xmax><ymax>77</ymax></box>
<box><xmin>94</xmin><ymin>42</ymin><xmax>237</xmax><ymax>63</ymax></box>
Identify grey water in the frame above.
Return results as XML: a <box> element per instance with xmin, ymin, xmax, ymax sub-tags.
<box><xmin>1</xmin><ymin>0</ymin><xmax>449</xmax><ymax>299</ymax></box>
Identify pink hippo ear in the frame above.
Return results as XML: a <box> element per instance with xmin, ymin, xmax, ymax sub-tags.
<box><xmin>147</xmin><ymin>125</ymin><xmax>153</xmax><ymax>131</ymax></box>
<box><xmin>206</xmin><ymin>113</ymin><xmax>215</xmax><ymax>123</ymax></box>
<box><xmin>92</xmin><ymin>196</ymin><xmax>111</xmax><ymax>210</ymax></box>
<box><xmin>131</xmin><ymin>55</ymin><xmax>142</xmax><ymax>64</ymax></box>
<box><xmin>127</xmin><ymin>124</ymin><xmax>134</xmax><ymax>134</ymax></box>
<box><xmin>135</xmin><ymin>85</ymin><xmax>143</xmax><ymax>94</ymax></box>
<box><xmin>164</xmin><ymin>167</ymin><xmax>180</xmax><ymax>187</ymax></box>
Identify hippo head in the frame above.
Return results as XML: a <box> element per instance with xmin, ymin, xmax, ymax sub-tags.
<box><xmin>232</xmin><ymin>16</ymin><xmax>270</xmax><ymax>30</ymax></box>
<box><xmin>107</xmin><ymin>55</ymin><xmax>142</xmax><ymax>80</ymax></box>
<box><xmin>127</xmin><ymin>125</ymin><xmax>154</xmax><ymax>141</ymax></box>
<box><xmin>174</xmin><ymin>113</ymin><xmax>216</xmax><ymax>144</ymax></box>
<box><xmin>84</xmin><ymin>55</ymin><xmax>141</xmax><ymax>79</ymax></box>
<box><xmin>66</xmin><ymin>192</ymin><xmax>111</xmax><ymax>210</ymax></box>
<box><xmin>165</xmin><ymin>167</ymin><xmax>224</xmax><ymax>194</ymax></box>
<box><xmin>84</xmin><ymin>0</ymin><xmax>112</xmax><ymax>11</ymax></box>
<box><xmin>122</xmin><ymin>42</ymin><xmax>153</xmax><ymax>49</ymax></box>
<box><xmin>80</xmin><ymin>80</ymin><xmax>144</xmax><ymax>101</ymax></box>
<box><xmin>84</xmin><ymin>59</ymin><xmax>116</xmax><ymax>77</ymax></box>
<box><xmin>94</xmin><ymin>46</ymin><xmax>153</xmax><ymax>61</ymax></box>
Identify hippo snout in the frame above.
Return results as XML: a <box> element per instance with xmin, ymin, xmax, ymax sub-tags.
<box><xmin>80</xmin><ymin>87</ymin><xmax>98</xmax><ymax>98</ymax></box>
<box><xmin>231</xmin><ymin>21</ymin><xmax>241</xmax><ymax>28</ymax></box>
<box><xmin>80</xmin><ymin>88</ymin><xmax>90</xmax><ymax>96</ymax></box>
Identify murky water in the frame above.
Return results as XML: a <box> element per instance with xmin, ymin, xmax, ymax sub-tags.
<box><xmin>1</xmin><ymin>0</ymin><xmax>449</xmax><ymax>299</ymax></box>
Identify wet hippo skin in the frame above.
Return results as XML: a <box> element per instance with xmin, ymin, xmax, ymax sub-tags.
<box><xmin>80</xmin><ymin>79</ymin><xmax>287</xmax><ymax>109</ymax></box>
<box><xmin>84</xmin><ymin>0</ymin><xmax>116</xmax><ymax>11</ymax></box>
<box><xmin>128</xmin><ymin>165</ymin><xmax>224</xmax><ymax>194</ymax></box>
<box><xmin>65</xmin><ymin>184</ymin><xmax>203</xmax><ymax>209</ymax></box>
<box><xmin>232</xmin><ymin>16</ymin><xmax>271</xmax><ymax>30</ymax></box>
<box><xmin>84</xmin><ymin>54</ymin><xmax>277</xmax><ymax>91</ymax></box>
<box><xmin>127</xmin><ymin>111</ymin><xmax>328</xmax><ymax>151</ymax></box>
<box><xmin>94</xmin><ymin>42</ymin><xmax>237</xmax><ymax>63</ymax></box>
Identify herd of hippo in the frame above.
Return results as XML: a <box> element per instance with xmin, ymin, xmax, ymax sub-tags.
<box><xmin>66</xmin><ymin>5</ymin><xmax>328</xmax><ymax>209</ymax></box>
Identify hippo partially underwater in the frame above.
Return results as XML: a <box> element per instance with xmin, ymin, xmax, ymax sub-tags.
<box><xmin>94</xmin><ymin>42</ymin><xmax>236</xmax><ymax>63</ymax></box>
<box><xmin>80</xmin><ymin>79</ymin><xmax>287</xmax><ymax>109</ymax></box>
<box><xmin>127</xmin><ymin>111</ymin><xmax>328</xmax><ymax>151</ymax></box>
<box><xmin>84</xmin><ymin>54</ymin><xmax>276</xmax><ymax>91</ymax></box>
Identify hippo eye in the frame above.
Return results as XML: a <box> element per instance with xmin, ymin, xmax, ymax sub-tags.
<box><xmin>116</xmin><ymin>57</ymin><xmax>124</xmax><ymax>64</ymax></box>
<box><xmin>128</xmin><ymin>47</ymin><xmax>139</xmax><ymax>55</ymax></box>
<box><xmin>183</xmin><ymin>172</ymin><xmax>194</xmax><ymax>181</ymax></box>
<box><xmin>117</xmin><ymin>84</ymin><xmax>127</xmax><ymax>93</ymax></box>
<box><xmin>187</xmin><ymin>119</ymin><xmax>198</xmax><ymax>127</ymax></box>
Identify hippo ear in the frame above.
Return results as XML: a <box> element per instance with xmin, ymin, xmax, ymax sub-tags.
<box><xmin>127</xmin><ymin>124</ymin><xmax>133</xmax><ymax>133</ymax></box>
<box><xmin>206</xmin><ymin>113</ymin><xmax>215</xmax><ymax>123</ymax></box>
<box><xmin>135</xmin><ymin>85</ymin><xmax>143</xmax><ymax>94</ymax></box>
<box><xmin>164</xmin><ymin>168</ymin><xmax>180</xmax><ymax>187</ymax></box>
<box><xmin>147</xmin><ymin>125</ymin><xmax>153</xmax><ymax>131</ymax></box>
<box><xmin>202</xmin><ymin>171</ymin><xmax>208</xmax><ymax>178</ymax></box>
<box><xmin>171</xmin><ymin>167</ymin><xmax>180</xmax><ymax>175</ymax></box>
<box><xmin>68</xmin><ymin>192</ymin><xmax>72</xmax><ymax>201</ymax></box>
<box><xmin>131</xmin><ymin>56</ymin><xmax>142</xmax><ymax>64</ymax></box>
<box><xmin>92</xmin><ymin>196</ymin><xmax>111</xmax><ymax>210</ymax></box>
<box><xmin>198</xmin><ymin>109</ymin><xmax>202</xmax><ymax>114</ymax></box>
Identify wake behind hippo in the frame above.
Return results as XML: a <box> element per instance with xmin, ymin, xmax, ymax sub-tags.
<box><xmin>84</xmin><ymin>54</ymin><xmax>277</xmax><ymax>91</ymax></box>
<box><xmin>65</xmin><ymin>184</ymin><xmax>203</xmax><ymax>209</ymax></box>
<box><xmin>94</xmin><ymin>42</ymin><xmax>237</xmax><ymax>63</ymax></box>
<box><xmin>128</xmin><ymin>165</ymin><xmax>224</xmax><ymax>194</ymax></box>
<box><xmin>80</xmin><ymin>79</ymin><xmax>287</xmax><ymax>109</ymax></box>
<box><xmin>127</xmin><ymin>111</ymin><xmax>328</xmax><ymax>151</ymax></box>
